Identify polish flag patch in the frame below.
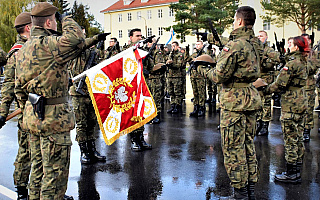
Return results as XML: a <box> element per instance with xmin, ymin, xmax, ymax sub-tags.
<box><xmin>283</xmin><ymin>66</ymin><xmax>288</xmax><ymax>71</ymax></box>
<box><xmin>223</xmin><ymin>47</ymin><xmax>229</xmax><ymax>52</ymax></box>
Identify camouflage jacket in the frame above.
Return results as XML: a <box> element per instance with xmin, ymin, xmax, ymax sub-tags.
<box><xmin>267</xmin><ymin>51</ymin><xmax>307</xmax><ymax>113</ymax></box>
<box><xmin>167</xmin><ymin>49</ymin><xmax>184</xmax><ymax>78</ymax></box>
<box><xmin>188</xmin><ymin>50</ymin><xmax>207</xmax><ymax>79</ymax></box>
<box><xmin>15</xmin><ymin>17</ymin><xmax>86</xmax><ymax>135</ymax></box>
<box><xmin>305</xmin><ymin>50</ymin><xmax>320</xmax><ymax>90</ymax></box>
<box><xmin>69</xmin><ymin>37</ymin><xmax>101</xmax><ymax>96</ymax></box>
<box><xmin>0</xmin><ymin>46</ymin><xmax>7</xmax><ymax>66</ymax></box>
<box><xmin>150</xmin><ymin>49</ymin><xmax>166</xmax><ymax>78</ymax></box>
<box><xmin>104</xmin><ymin>45</ymin><xmax>120</xmax><ymax>59</ymax></box>
<box><xmin>261</xmin><ymin>43</ymin><xmax>280</xmax><ymax>74</ymax></box>
<box><xmin>0</xmin><ymin>35</ymin><xmax>27</xmax><ymax>117</ymax></box>
<box><xmin>205</xmin><ymin>26</ymin><xmax>263</xmax><ymax>111</ymax></box>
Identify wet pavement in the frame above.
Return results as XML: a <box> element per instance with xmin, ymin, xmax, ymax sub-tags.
<box><xmin>1</xmin><ymin>99</ymin><xmax>320</xmax><ymax>200</ymax></box>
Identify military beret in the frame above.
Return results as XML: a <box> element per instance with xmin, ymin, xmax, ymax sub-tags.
<box><xmin>31</xmin><ymin>2</ymin><xmax>58</xmax><ymax>17</ymax></box>
<box><xmin>195</xmin><ymin>55</ymin><xmax>214</xmax><ymax>64</ymax></box>
<box><xmin>14</xmin><ymin>12</ymin><xmax>32</xmax><ymax>28</ymax></box>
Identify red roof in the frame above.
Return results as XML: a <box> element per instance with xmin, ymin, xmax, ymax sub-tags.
<box><xmin>100</xmin><ymin>0</ymin><xmax>179</xmax><ymax>13</ymax></box>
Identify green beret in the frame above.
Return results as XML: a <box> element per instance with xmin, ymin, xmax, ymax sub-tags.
<box><xmin>31</xmin><ymin>2</ymin><xmax>58</xmax><ymax>17</ymax></box>
<box><xmin>14</xmin><ymin>12</ymin><xmax>31</xmax><ymax>28</ymax></box>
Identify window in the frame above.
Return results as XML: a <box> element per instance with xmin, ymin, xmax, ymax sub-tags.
<box><xmin>263</xmin><ymin>20</ymin><xmax>270</xmax><ymax>30</ymax></box>
<box><xmin>128</xmin><ymin>13</ymin><xmax>132</xmax><ymax>21</ymax></box>
<box><xmin>119</xmin><ymin>30</ymin><xmax>123</xmax><ymax>38</ymax></box>
<box><xmin>158</xmin><ymin>27</ymin><xmax>163</xmax><ymax>36</ymax></box>
<box><xmin>147</xmin><ymin>28</ymin><xmax>152</xmax><ymax>37</ymax></box>
<box><xmin>158</xmin><ymin>9</ymin><xmax>162</xmax><ymax>18</ymax></box>
<box><xmin>169</xmin><ymin>8</ymin><xmax>174</xmax><ymax>17</ymax></box>
<box><xmin>147</xmin><ymin>10</ymin><xmax>152</xmax><ymax>19</ymax></box>
<box><xmin>137</xmin><ymin>11</ymin><xmax>141</xmax><ymax>20</ymax></box>
<box><xmin>118</xmin><ymin>14</ymin><xmax>122</xmax><ymax>22</ymax></box>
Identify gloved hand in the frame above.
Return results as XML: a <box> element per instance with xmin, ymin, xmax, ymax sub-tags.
<box><xmin>98</xmin><ymin>32</ymin><xmax>111</xmax><ymax>41</ymax></box>
<box><xmin>143</xmin><ymin>35</ymin><xmax>155</xmax><ymax>44</ymax></box>
<box><xmin>0</xmin><ymin>116</ymin><xmax>6</xmax><ymax>129</ymax></box>
<box><xmin>196</xmin><ymin>32</ymin><xmax>208</xmax><ymax>42</ymax></box>
<box><xmin>196</xmin><ymin>65</ymin><xmax>208</xmax><ymax>78</ymax></box>
<box><xmin>55</xmin><ymin>12</ymin><xmax>72</xmax><ymax>23</ymax></box>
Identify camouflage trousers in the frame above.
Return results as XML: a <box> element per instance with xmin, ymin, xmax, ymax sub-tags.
<box><xmin>257</xmin><ymin>91</ymin><xmax>272</xmax><ymax>122</ymax></box>
<box><xmin>29</xmin><ymin>132</ymin><xmax>72</xmax><ymax>200</ymax></box>
<box><xmin>72</xmin><ymin>95</ymin><xmax>97</xmax><ymax>143</ymax></box>
<box><xmin>14</xmin><ymin>117</ymin><xmax>31</xmax><ymax>187</ymax></box>
<box><xmin>304</xmin><ymin>89</ymin><xmax>316</xmax><ymax>129</ymax></box>
<box><xmin>220</xmin><ymin>109</ymin><xmax>259</xmax><ymax>189</ymax></box>
<box><xmin>149</xmin><ymin>76</ymin><xmax>164</xmax><ymax>115</ymax></box>
<box><xmin>281</xmin><ymin>112</ymin><xmax>305</xmax><ymax>164</ymax></box>
<box><xmin>168</xmin><ymin>77</ymin><xmax>183</xmax><ymax>105</ymax></box>
<box><xmin>191</xmin><ymin>78</ymin><xmax>206</xmax><ymax>106</ymax></box>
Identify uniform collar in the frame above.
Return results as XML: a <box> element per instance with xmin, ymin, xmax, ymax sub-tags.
<box><xmin>229</xmin><ymin>26</ymin><xmax>255</xmax><ymax>40</ymax></box>
<box><xmin>31</xmin><ymin>26</ymin><xmax>61</xmax><ymax>37</ymax></box>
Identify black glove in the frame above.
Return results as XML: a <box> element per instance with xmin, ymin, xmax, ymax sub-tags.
<box><xmin>196</xmin><ymin>32</ymin><xmax>208</xmax><ymax>42</ymax></box>
<box><xmin>55</xmin><ymin>12</ymin><xmax>72</xmax><ymax>23</ymax></box>
<box><xmin>279</xmin><ymin>54</ymin><xmax>286</xmax><ymax>65</ymax></box>
<box><xmin>98</xmin><ymin>32</ymin><xmax>111</xmax><ymax>41</ymax></box>
<box><xmin>0</xmin><ymin>116</ymin><xmax>6</xmax><ymax>129</ymax></box>
<box><xmin>143</xmin><ymin>35</ymin><xmax>155</xmax><ymax>44</ymax></box>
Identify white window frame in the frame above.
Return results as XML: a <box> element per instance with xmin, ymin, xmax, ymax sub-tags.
<box><xmin>128</xmin><ymin>13</ymin><xmax>132</xmax><ymax>21</ymax></box>
<box><xmin>158</xmin><ymin>9</ymin><xmax>162</xmax><ymax>18</ymax></box>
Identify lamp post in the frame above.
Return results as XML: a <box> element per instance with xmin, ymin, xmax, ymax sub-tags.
<box><xmin>141</xmin><ymin>16</ymin><xmax>147</xmax><ymax>37</ymax></box>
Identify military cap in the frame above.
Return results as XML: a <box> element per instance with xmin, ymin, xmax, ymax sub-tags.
<box><xmin>15</xmin><ymin>12</ymin><xmax>32</xmax><ymax>28</ymax></box>
<box><xmin>252</xmin><ymin>78</ymin><xmax>268</xmax><ymax>89</ymax></box>
<box><xmin>195</xmin><ymin>55</ymin><xmax>214</xmax><ymax>63</ymax></box>
<box><xmin>153</xmin><ymin>63</ymin><xmax>165</xmax><ymax>71</ymax></box>
<box><xmin>31</xmin><ymin>2</ymin><xmax>58</xmax><ymax>17</ymax></box>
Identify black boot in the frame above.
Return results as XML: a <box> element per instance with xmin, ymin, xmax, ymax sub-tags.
<box><xmin>79</xmin><ymin>142</ymin><xmax>92</xmax><ymax>164</ymax></box>
<box><xmin>247</xmin><ymin>182</ymin><xmax>255</xmax><ymax>200</ymax></box>
<box><xmin>258</xmin><ymin>121</ymin><xmax>269</xmax><ymax>136</ymax></box>
<box><xmin>172</xmin><ymin>104</ymin><xmax>180</xmax><ymax>114</ymax></box>
<box><xmin>189</xmin><ymin>105</ymin><xmax>199</xmax><ymax>117</ymax></box>
<box><xmin>151</xmin><ymin>114</ymin><xmax>160</xmax><ymax>124</ymax></box>
<box><xmin>197</xmin><ymin>106</ymin><xmax>205</xmax><ymax>117</ymax></box>
<box><xmin>296</xmin><ymin>162</ymin><xmax>302</xmax><ymax>179</ymax></box>
<box><xmin>233</xmin><ymin>187</ymin><xmax>249</xmax><ymax>200</ymax></box>
<box><xmin>303</xmin><ymin>128</ymin><xmax>310</xmax><ymax>142</ymax></box>
<box><xmin>130</xmin><ymin>133</ymin><xmax>142</xmax><ymax>152</ymax></box>
<box><xmin>16</xmin><ymin>186</ymin><xmax>28</xmax><ymax>200</ymax></box>
<box><xmin>275</xmin><ymin>163</ymin><xmax>301</xmax><ymax>183</ymax></box>
<box><xmin>167</xmin><ymin>104</ymin><xmax>176</xmax><ymax>113</ymax></box>
<box><xmin>139</xmin><ymin>132</ymin><xmax>152</xmax><ymax>150</ymax></box>
<box><xmin>256</xmin><ymin>120</ymin><xmax>262</xmax><ymax>135</ymax></box>
<box><xmin>87</xmin><ymin>140</ymin><xmax>106</xmax><ymax>162</ymax></box>
<box><xmin>206</xmin><ymin>93</ymin><xmax>212</xmax><ymax>103</ymax></box>
<box><xmin>63</xmin><ymin>194</ymin><xmax>74</xmax><ymax>200</ymax></box>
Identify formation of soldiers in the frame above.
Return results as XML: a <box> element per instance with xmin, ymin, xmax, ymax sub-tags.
<box><xmin>1</xmin><ymin>2</ymin><xmax>320</xmax><ymax>200</ymax></box>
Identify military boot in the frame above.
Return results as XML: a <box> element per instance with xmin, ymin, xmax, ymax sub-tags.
<box><xmin>63</xmin><ymin>194</ymin><xmax>74</xmax><ymax>200</ymax></box>
<box><xmin>139</xmin><ymin>132</ymin><xmax>152</xmax><ymax>150</ymax></box>
<box><xmin>256</xmin><ymin>120</ymin><xmax>262</xmax><ymax>135</ymax></box>
<box><xmin>130</xmin><ymin>133</ymin><xmax>142</xmax><ymax>152</ymax></box>
<box><xmin>16</xmin><ymin>186</ymin><xmax>28</xmax><ymax>200</ymax></box>
<box><xmin>206</xmin><ymin>93</ymin><xmax>212</xmax><ymax>103</ymax></box>
<box><xmin>167</xmin><ymin>103</ymin><xmax>176</xmax><ymax>113</ymax></box>
<box><xmin>296</xmin><ymin>162</ymin><xmax>302</xmax><ymax>179</ymax></box>
<box><xmin>172</xmin><ymin>104</ymin><xmax>180</xmax><ymax>114</ymax></box>
<box><xmin>247</xmin><ymin>182</ymin><xmax>255</xmax><ymax>200</ymax></box>
<box><xmin>303</xmin><ymin>128</ymin><xmax>310</xmax><ymax>142</ymax></box>
<box><xmin>222</xmin><ymin>187</ymin><xmax>248</xmax><ymax>200</ymax></box>
<box><xmin>197</xmin><ymin>106</ymin><xmax>205</xmax><ymax>117</ymax></box>
<box><xmin>275</xmin><ymin>163</ymin><xmax>301</xmax><ymax>184</ymax></box>
<box><xmin>87</xmin><ymin>140</ymin><xmax>106</xmax><ymax>162</ymax></box>
<box><xmin>258</xmin><ymin>121</ymin><xmax>269</xmax><ymax>136</ymax></box>
<box><xmin>79</xmin><ymin>142</ymin><xmax>92</xmax><ymax>164</ymax></box>
<box><xmin>189</xmin><ymin>105</ymin><xmax>199</xmax><ymax>117</ymax></box>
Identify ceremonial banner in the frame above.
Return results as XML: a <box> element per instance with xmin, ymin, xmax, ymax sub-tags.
<box><xmin>82</xmin><ymin>47</ymin><xmax>157</xmax><ymax>145</ymax></box>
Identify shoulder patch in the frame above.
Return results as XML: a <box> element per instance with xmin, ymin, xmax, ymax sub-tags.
<box><xmin>283</xmin><ymin>66</ymin><xmax>288</xmax><ymax>71</ymax></box>
<box><xmin>223</xmin><ymin>47</ymin><xmax>229</xmax><ymax>52</ymax></box>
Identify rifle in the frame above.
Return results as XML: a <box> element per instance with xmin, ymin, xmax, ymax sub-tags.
<box><xmin>274</xmin><ymin>32</ymin><xmax>286</xmax><ymax>70</ymax></box>
<box><xmin>312</xmin><ymin>40</ymin><xmax>320</xmax><ymax>51</ymax></box>
<box><xmin>310</xmin><ymin>32</ymin><xmax>315</xmax><ymax>47</ymax></box>
<box><xmin>142</xmin><ymin>37</ymin><xmax>160</xmax><ymax>77</ymax></box>
<box><xmin>187</xmin><ymin>43</ymin><xmax>207</xmax><ymax>74</ymax></box>
<box><xmin>76</xmin><ymin>40</ymin><xmax>105</xmax><ymax>95</ymax></box>
<box><xmin>208</xmin><ymin>18</ymin><xmax>223</xmax><ymax>50</ymax></box>
<box><xmin>106</xmin><ymin>41</ymin><xmax>119</xmax><ymax>59</ymax></box>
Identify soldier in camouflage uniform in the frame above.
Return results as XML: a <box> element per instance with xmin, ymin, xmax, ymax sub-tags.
<box><xmin>0</xmin><ymin>12</ymin><xmax>32</xmax><ymax>200</ymax></box>
<box><xmin>14</xmin><ymin>2</ymin><xmax>101</xmax><ymax>199</ymax></box>
<box><xmin>166</xmin><ymin>41</ymin><xmax>185</xmax><ymax>114</ymax></box>
<box><xmin>69</xmin><ymin>27</ymin><xmax>106</xmax><ymax>164</ymax></box>
<box><xmin>301</xmin><ymin>34</ymin><xmax>319</xmax><ymax>141</ymax></box>
<box><xmin>149</xmin><ymin>43</ymin><xmax>166</xmax><ymax>124</ymax></box>
<box><xmin>206</xmin><ymin>45</ymin><xmax>218</xmax><ymax>109</ymax></box>
<box><xmin>0</xmin><ymin>46</ymin><xmax>7</xmax><ymax>67</ymax></box>
<box><xmin>186</xmin><ymin>40</ymin><xmax>207</xmax><ymax>117</ymax></box>
<box><xmin>256</xmin><ymin>30</ymin><xmax>280</xmax><ymax>136</ymax></box>
<box><xmin>123</xmin><ymin>28</ymin><xmax>152</xmax><ymax>152</ymax></box>
<box><xmin>104</xmin><ymin>37</ymin><xmax>120</xmax><ymax>59</ymax></box>
<box><xmin>198</xmin><ymin>6</ymin><xmax>262</xmax><ymax>199</ymax></box>
<box><xmin>265</xmin><ymin>36</ymin><xmax>308</xmax><ymax>184</ymax></box>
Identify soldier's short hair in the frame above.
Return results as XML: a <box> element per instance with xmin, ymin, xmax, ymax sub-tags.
<box><xmin>236</xmin><ymin>6</ymin><xmax>256</xmax><ymax>26</ymax></box>
<box><xmin>32</xmin><ymin>15</ymin><xmax>54</xmax><ymax>27</ymax></box>
<box><xmin>293</xmin><ymin>36</ymin><xmax>309</xmax><ymax>53</ymax></box>
<box><xmin>129</xmin><ymin>28</ymin><xmax>141</xmax><ymax>37</ymax></box>
<box><xmin>259</xmin><ymin>30</ymin><xmax>267</xmax><ymax>36</ymax></box>
<box><xmin>172</xmin><ymin>41</ymin><xmax>179</xmax><ymax>46</ymax></box>
<box><xmin>196</xmin><ymin>40</ymin><xmax>203</xmax><ymax>44</ymax></box>
<box><xmin>301</xmin><ymin>33</ymin><xmax>310</xmax><ymax>39</ymax></box>
<box><xmin>111</xmin><ymin>37</ymin><xmax>117</xmax><ymax>42</ymax></box>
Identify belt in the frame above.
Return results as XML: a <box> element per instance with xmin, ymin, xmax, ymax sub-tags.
<box><xmin>222</xmin><ymin>82</ymin><xmax>251</xmax><ymax>88</ymax></box>
<box><xmin>46</xmin><ymin>96</ymin><xmax>69</xmax><ymax>105</ymax></box>
<box><xmin>288</xmin><ymin>86</ymin><xmax>301</xmax><ymax>91</ymax></box>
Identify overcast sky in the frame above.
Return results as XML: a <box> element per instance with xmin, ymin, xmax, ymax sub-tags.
<box><xmin>65</xmin><ymin>0</ymin><xmax>118</xmax><ymax>28</ymax></box>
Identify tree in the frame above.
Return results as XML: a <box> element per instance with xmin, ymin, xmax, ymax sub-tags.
<box><xmin>168</xmin><ymin>0</ymin><xmax>238</xmax><ymax>43</ymax></box>
<box><xmin>49</xmin><ymin>0</ymin><xmax>70</xmax><ymax>32</ymax></box>
<box><xmin>0</xmin><ymin>0</ymin><xmax>36</xmax><ymax>52</ymax></box>
<box><xmin>71</xmin><ymin>1</ymin><xmax>102</xmax><ymax>38</ymax></box>
<box><xmin>261</xmin><ymin>0</ymin><xmax>320</xmax><ymax>34</ymax></box>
